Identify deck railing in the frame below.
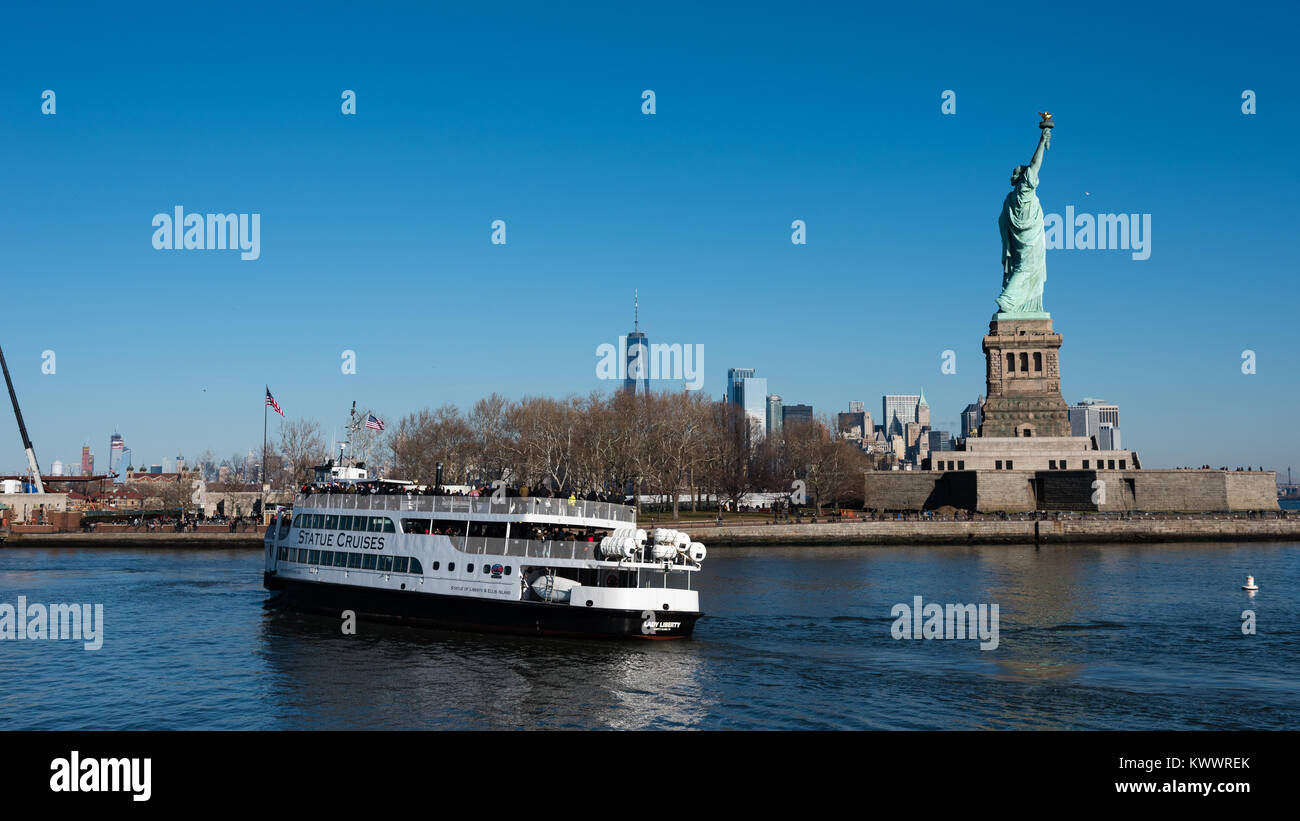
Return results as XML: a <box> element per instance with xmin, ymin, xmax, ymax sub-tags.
<box><xmin>294</xmin><ymin>493</ymin><xmax>636</xmax><ymax>524</ymax></box>
<box><xmin>449</xmin><ymin>535</ymin><xmax>599</xmax><ymax>562</ymax></box>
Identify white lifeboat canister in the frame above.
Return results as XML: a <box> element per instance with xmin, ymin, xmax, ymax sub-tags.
<box><xmin>651</xmin><ymin>544</ymin><xmax>677</xmax><ymax>561</ymax></box>
<box><xmin>529</xmin><ymin>573</ymin><xmax>581</xmax><ymax>602</ymax></box>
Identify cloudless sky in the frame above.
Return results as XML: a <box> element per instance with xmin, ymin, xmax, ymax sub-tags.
<box><xmin>1</xmin><ymin>1</ymin><xmax>1297</xmax><ymax>475</ymax></box>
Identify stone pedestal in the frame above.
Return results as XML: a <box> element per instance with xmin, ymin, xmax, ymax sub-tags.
<box><xmin>979</xmin><ymin>316</ymin><xmax>1070</xmax><ymax>438</ymax></box>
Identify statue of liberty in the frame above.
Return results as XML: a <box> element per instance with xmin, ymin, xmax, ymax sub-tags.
<box><xmin>996</xmin><ymin>113</ymin><xmax>1053</xmax><ymax>316</ymax></box>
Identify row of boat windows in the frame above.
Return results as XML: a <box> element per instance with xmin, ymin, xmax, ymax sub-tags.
<box><xmin>275</xmin><ymin>545</ymin><xmax>513</xmax><ymax>577</ymax></box>
<box><xmin>291</xmin><ymin>513</ymin><xmax>397</xmax><ymax>533</ymax></box>
<box><xmin>277</xmin><ymin>545</ymin><xmax>421</xmax><ymax>573</ymax></box>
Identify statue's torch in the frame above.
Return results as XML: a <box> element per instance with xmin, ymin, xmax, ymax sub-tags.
<box><xmin>1039</xmin><ymin>111</ymin><xmax>1054</xmax><ymax>150</ymax></box>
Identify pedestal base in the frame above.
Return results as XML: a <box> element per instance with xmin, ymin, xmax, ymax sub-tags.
<box><xmin>980</xmin><ymin>316</ymin><xmax>1071</xmax><ymax>438</ymax></box>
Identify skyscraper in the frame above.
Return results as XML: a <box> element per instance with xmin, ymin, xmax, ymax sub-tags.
<box><xmin>109</xmin><ymin>432</ymin><xmax>125</xmax><ymax>477</ymax></box>
<box><xmin>726</xmin><ymin>368</ymin><xmax>754</xmax><ymax>405</ymax></box>
<box><xmin>767</xmin><ymin>394</ymin><xmax>783</xmax><ymax>437</ymax></box>
<box><xmin>1077</xmin><ymin>398</ymin><xmax>1119</xmax><ymax>426</ymax></box>
<box><xmin>838</xmin><ymin>402</ymin><xmax>868</xmax><ymax>440</ymax></box>
<box><xmin>1069</xmin><ymin>404</ymin><xmax>1100</xmax><ymax>438</ymax></box>
<box><xmin>961</xmin><ymin>396</ymin><xmax>984</xmax><ymax>440</ymax></box>
<box><xmin>1097</xmin><ymin>423</ymin><xmax>1121</xmax><ymax>451</ymax></box>
<box><xmin>623</xmin><ymin>290</ymin><xmax>648</xmax><ymax>395</ymax></box>
<box><xmin>726</xmin><ymin>368</ymin><xmax>767</xmax><ymax>438</ymax></box>
<box><xmin>782</xmin><ymin>404</ymin><xmax>813</xmax><ymax>427</ymax></box>
<box><xmin>928</xmin><ymin>430</ymin><xmax>954</xmax><ymax>452</ymax></box>
<box><xmin>882</xmin><ymin>395</ymin><xmax>921</xmax><ymax>439</ymax></box>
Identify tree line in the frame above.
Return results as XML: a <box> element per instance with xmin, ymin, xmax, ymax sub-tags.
<box><xmin>254</xmin><ymin>392</ymin><xmax>871</xmax><ymax>514</ymax></box>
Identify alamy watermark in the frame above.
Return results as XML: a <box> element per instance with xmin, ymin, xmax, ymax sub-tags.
<box><xmin>1044</xmin><ymin>206</ymin><xmax>1151</xmax><ymax>260</ymax></box>
<box><xmin>596</xmin><ymin>339</ymin><xmax>704</xmax><ymax>390</ymax></box>
<box><xmin>0</xmin><ymin>596</ymin><xmax>103</xmax><ymax>650</ymax></box>
<box><xmin>50</xmin><ymin>752</ymin><xmax>150</xmax><ymax>801</ymax></box>
<box><xmin>891</xmin><ymin>595</ymin><xmax>999</xmax><ymax>650</ymax></box>
<box><xmin>151</xmin><ymin>206</ymin><xmax>260</xmax><ymax>261</ymax></box>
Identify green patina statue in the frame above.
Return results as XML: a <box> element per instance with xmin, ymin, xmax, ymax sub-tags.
<box><xmin>996</xmin><ymin>113</ymin><xmax>1054</xmax><ymax>318</ymax></box>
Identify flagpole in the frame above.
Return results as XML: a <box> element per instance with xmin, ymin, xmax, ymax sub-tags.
<box><xmin>261</xmin><ymin>386</ymin><xmax>268</xmax><ymax>524</ymax></box>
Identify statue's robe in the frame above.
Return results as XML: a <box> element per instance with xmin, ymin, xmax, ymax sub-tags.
<box><xmin>997</xmin><ymin>166</ymin><xmax>1046</xmax><ymax>314</ymax></box>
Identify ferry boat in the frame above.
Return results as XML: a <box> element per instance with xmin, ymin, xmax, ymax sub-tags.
<box><xmin>262</xmin><ymin>465</ymin><xmax>707</xmax><ymax>639</ymax></box>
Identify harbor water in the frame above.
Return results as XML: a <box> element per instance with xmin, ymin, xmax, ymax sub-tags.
<box><xmin>1</xmin><ymin>542</ymin><xmax>1296</xmax><ymax>730</ymax></box>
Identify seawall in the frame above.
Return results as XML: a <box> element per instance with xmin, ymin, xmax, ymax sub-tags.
<box><xmin>4</xmin><ymin>518</ymin><xmax>1298</xmax><ymax>549</ymax></box>
<box><xmin>686</xmin><ymin>517</ymin><xmax>1300</xmax><ymax>546</ymax></box>
<box><xmin>1</xmin><ymin>532</ymin><xmax>264</xmax><ymax>548</ymax></box>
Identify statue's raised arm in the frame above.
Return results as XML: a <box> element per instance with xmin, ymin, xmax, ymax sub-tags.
<box><xmin>1028</xmin><ymin>120</ymin><xmax>1049</xmax><ymax>174</ymax></box>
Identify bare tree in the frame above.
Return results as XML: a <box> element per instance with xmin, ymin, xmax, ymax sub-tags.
<box><xmin>701</xmin><ymin>401</ymin><xmax>755</xmax><ymax>512</ymax></box>
<box><xmin>390</xmin><ymin>405</ymin><xmax>474</xmax><ymax>484</ymax></box>
<box><xmin>278</xmin><ymin>418</ymin><xmax>326</xmax><ymax>488</ymax></box>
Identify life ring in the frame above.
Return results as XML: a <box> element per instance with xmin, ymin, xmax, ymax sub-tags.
<box><xmin>603</xmin><ymin>572</ymin><xmax>620</xmax><ymax>588</ymax></box>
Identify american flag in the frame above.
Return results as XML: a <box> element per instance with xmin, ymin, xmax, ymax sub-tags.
<box><xmin>266</xmin><ymin>388</ymin><xmax>284</xmax><ymax>417</ymax></box>
<box><xmin>365</xmin><ymin>413</ymin><xmax>385</xmax><ymax>431</ymax></box>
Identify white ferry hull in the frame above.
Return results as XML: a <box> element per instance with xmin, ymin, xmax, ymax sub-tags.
<box><xmin>265</xmin><ymin>572</ymin><xmax>701</xmax><ymax>639</ymax></box>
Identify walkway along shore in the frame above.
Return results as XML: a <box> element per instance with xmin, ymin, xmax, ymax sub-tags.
<box><xmin>3</xmin><ymin>516</ymin><xmax>1299</xmax><ymax>548</ymax></box>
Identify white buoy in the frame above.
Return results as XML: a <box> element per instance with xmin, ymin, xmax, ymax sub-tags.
<box><xmin>1242</xmin><ymin>575</ymin><xmax>1259</xmax><ymax>591</ymax></box>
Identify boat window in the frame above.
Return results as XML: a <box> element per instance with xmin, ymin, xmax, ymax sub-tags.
<box><xmin>382</xmin><ymin>518</ymin><xmax>396</xmax><ymax>533</ymax></box>
<box><xmin>292</xmin><ymin>514</ymin><xmax>303</xmax><ymax>528</ymax></box>
<box><xmin>378</xmin><ymin>556</ymin><xmax>393</xmax><ymax>572</ymax></box>
<box><xmin>277</xmin><ymin>546</ymin><xmax>288</xmax><ymax>561</ymax></box>
<box><xmin>309</xmin><ymin>514</ymin><xmax>322</xmax><ymax>529</ymax></box>
<box><xmin>484</xmin><ymin>565</ymin><xmax>492</xmax><ymax>575</ymax></box>
<box><xmin>325</xmin><ymin>515</ymin><xmax>338</xmax><ymax>529</ymax></box>
<box><xmin>362</xmin><ymin>554</ymin><xmax>378</xmax><ymax>570</ymax></box>
<box><xmin>352</xmin><ymin>517</ymin><xmax>368</xmax><ymax>532</ymax></box>
<box><xmin>504</xmin><ymin>566</ymin><xmax>512</xmax><ymax>576</ymax></box>
<box><xmin>394</xmin><ymin>556</ymin><xmax>410</xmax><ymax>573</ymax></box>
<box><xmin>296</xmin><ymin>549</ymin><xmax>309</xmax><ymax>563</ymax></box>
<box><xmin>402</xmin><ymin>518</ymin><xmax>432</xmax><ymax>534</ymax></box>
<box><xmin>339</xmin><ymin>515</ymin><xmax>352</xmax><ymax>530</ymax></box>
<box><xmin>448</xmin><ymin>562</ymin><xmax>455</xmax><ymax>572</ymax></box>
<box><xmin>334</xmin><ymin>552</ymin><xmax>348</xmax><ymax>568</ymax></box>
<box><xmin>347</xmin><ymin>553</ymin><xmax>362</xmax><ymax>569</ymax></box>
<box><xmin>409</xmin><ymin>558</ymin><xmax>423</xmax><ymax>574</ymax></box>
<box><xmin>308</xmin><ymin>550</ymin><xmax>320</xmax><ymax>564</ymax></box>
<box><xmin>367</xmin><ymin>517</ymin><xmax>383</xmax><ymax>533</ymax></box>
<box><xmin>320</xmin><ymin>550</ymin><xmax>333</xmax><ymax>566</ymax></box>
<box><xmin>278</xmin><ymin>517</ymin><xmax>291</xmax><ymax>537</ymax></box>
<box><xmin>432</xmin><ymin>561</ymin><xmax>440</xmax><ymax>571</ymax></box>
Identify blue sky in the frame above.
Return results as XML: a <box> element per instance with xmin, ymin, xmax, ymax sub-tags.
<box><xmin>1</xmin><ymin>1</ymin><xmax>1296</xmax><ymax>475</ymax></box>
